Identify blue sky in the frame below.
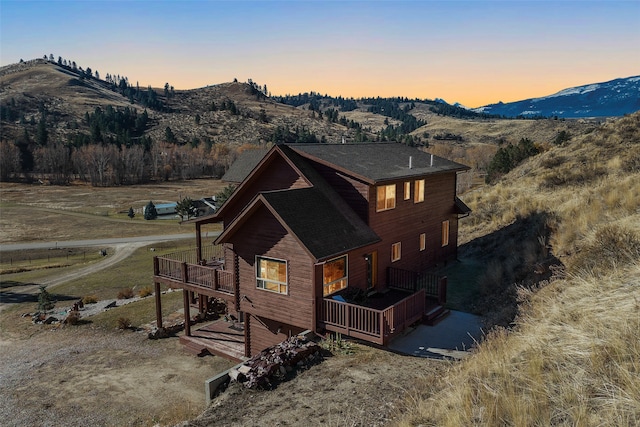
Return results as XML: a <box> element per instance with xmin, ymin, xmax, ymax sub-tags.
<box><xmin>1</xmin><ymin>0</ymin><xmax>638</xmax><ymax>107</ymax></box>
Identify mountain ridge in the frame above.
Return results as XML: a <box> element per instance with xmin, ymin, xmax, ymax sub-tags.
<box><xmin>474</xmin><ymin>75</ymin><xmax>640</xmax><ymax>118</ymax></box>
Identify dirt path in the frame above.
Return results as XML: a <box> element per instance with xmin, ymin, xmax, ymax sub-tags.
<box><xmin>0</xmin><ymin>242</ymin><xmax>150</xmax><ymax>313</ymax></box>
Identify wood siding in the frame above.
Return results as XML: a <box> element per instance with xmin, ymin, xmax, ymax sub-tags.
<box><xmin>229</xmin><ymin>204</ymin><xmax>315</xmax><ymax>331</ymax></box>
<box><xmin>247</xmin><ymin>314</ymin><xmax>305</xmax><ymax>356</ymax></box>
<box><xmin>223</xmin><ymin>153</ymin><xmax>309</xmax><ymax>227</ymax></box>
<box><xmin>367</xmin><ymin>172</ymin><xmax>459</xmax><ymax>286</ymax></box>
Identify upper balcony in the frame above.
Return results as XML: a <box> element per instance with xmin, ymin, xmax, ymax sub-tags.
<box><xmin>153</xmin><ymin>245</ymin><xmax>235</xmax><ymax>298</ymax></box>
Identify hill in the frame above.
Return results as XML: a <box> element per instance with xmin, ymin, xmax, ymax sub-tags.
<box><xmin>475</xmin><ymin>75</ymin><xmax>640</xmax><ymax>118</ymax></box>
<box><xmin>0</xmin><ymin>57</ymin><xmax>624</xmax><ymax>188</ymax></box>
<box><xmin>393</xmin><ymin>112</ymin><xmax>640</xmax><ymax>426</ymax></box>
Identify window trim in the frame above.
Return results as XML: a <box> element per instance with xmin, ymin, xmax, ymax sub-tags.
<box><xmin>376</xmin><ymin>184</ymin><xmax>396</xmax><ymax>212</ymax></box>
<box><xmin>414</xmin><ymin>179</ymin><xmax>425</xmax><ymax>203</ymax></box>
<box><xmin>419</xmin><ymin>233</ymin><xmax>426</xmax><ymax>251</ymax></box>
<box><xmin>323</xmin><ymin>255</ymin><xmax>348</xmax><ymax>297</ymax></box>
<box><xmin>441</xmin><ymin>220</ymin><xmax>450</xmax><ymax>247</ymax></box>
<box><xmin>256</xmin><ymin>256</ymin><xmax>288</xmax><ymax>295</ymax></box>
<box><xmin>391</xmin><ymin>242</ymin><xmax>401</xmax><ymax>262</ymax></box>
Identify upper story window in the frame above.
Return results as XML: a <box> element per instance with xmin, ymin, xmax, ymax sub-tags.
<box><xmin>403</xmin><ymin>181</ymin><xmax>411</xmax><ymax>200</ymax></box>
<box><xmin>256</xmin><ymin>256</ymin><xmax>288</xmax><ymax>294</ymax></box>
<box><xmin>420</xmin><ymin>233</ymin><xmax>426</xmax><ymax>251</ymax></box>
<box><xmin>441</xmin><ymin>220</ymin><xmax>450</xmax><ymax>247</ymax></box>
<box><xmin>323</xmin><ymin>255</ymin><xmax>348</xmax><ymax>296</ymax></box>
<box><xmin>414</xmin><ymin>179</ymin><xmax>425</xmax><ymax>203</ymax></box>
<box><xmin>391</xmin><ymin>242</ymin><xmax>401</xmax><ymax>262</ymax></box>
<box><xmin>376</xmin><ymin>184</ymin><xmax>396</xmax><ymax>212</ymax></box>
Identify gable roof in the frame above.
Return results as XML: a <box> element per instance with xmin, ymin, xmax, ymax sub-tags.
<box><xmin>217</xmin><ymin>186</ymin><xmax>380</xmax><ymax>261</ymax></box>
<box><xmin>222</xmin><ymin>147</ymin><xmax>269</xmax><ymax>183</ymax></box>
<box><xmin>290</xmin><ymin>142</ymin><xmax>469</xmax><ymax>184</ymax></box>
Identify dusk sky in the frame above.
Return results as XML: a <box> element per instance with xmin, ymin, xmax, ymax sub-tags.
<box><xmin>1</xmin><ymin>1</ymin><xmax>638</xmax><ymax>108</ymax></box>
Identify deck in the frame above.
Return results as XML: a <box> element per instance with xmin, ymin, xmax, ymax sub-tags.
<box><xmin>179</xmin><ymin>319</ymin><xmax>246</xmax><ymax>362</ymax></box>
<box><xmin>153</xmin><ymin>246</ymin><xmax>235</xmax><ymax>299</ymax></box>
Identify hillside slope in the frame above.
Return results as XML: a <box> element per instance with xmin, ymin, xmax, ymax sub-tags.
<box><xmin>395</xmin><ymin>112</ymin><xmax>640</xmax><ymax>426</ymax></box>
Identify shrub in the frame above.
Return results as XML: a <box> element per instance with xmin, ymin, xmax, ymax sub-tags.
<box><xmin>65</xmin><ymin>311</ymin><xmax>81</xmax><ymax>325</ymax></box>
<box><xmin>117</xmin><ymin>288</ymin><xmax>134</xmax><ymax>299</ymax></box>
<box><xmin>138</xmin><ymin>286</ymin><xmax>153</xmax><ymax>298</ymax></box>
<box><xmin>116</xmin><ymin>317</ymin><xmax>132</xmax><ymax>330</ymax></box>
<box><xmin>38</xmin><ymin>285</ymin><xmax>55</xmax><ymax>311</ymax></box>
<box><xmin>570</xmin><ymin>224</ymin><xmax>640</xmax><ymax>276</ymax></box>
<box><xmin>82</xmin><ymin>295</ymin><xmax>98</xmax><ymax>304</ymax></box>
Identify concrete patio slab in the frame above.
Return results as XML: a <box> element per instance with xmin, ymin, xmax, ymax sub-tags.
<box><xmin>389</xmin><ymin>310</ymin><xmax>484</xmax><ymax>359</ymax></box>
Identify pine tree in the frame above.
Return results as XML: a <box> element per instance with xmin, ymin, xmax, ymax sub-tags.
<box><xmin>127</xmin><ymin>207</ymin><xmax>135</xmax><ymax>219</ymax></box>
<box><xmin>38</xmin><ymin>285</ymin><xmax>55</xmax><ymax>311</ymax></box>
<box><xmin>144</xmin><ymin>201</ymin><xmax>157</xmax><ymax>220</ymax></box>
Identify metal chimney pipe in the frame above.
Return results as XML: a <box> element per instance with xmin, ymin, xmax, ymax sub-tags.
<box><xmin>430</xmin><ymin>154</ymin><xmax>434</xmax><ymax>167</ymax></box>
<box><xmin>409</xmin><ymin>156</ymin><xmax>413</xmax><ymax>169</ymax></box>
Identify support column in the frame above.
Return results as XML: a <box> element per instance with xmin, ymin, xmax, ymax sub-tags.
<box><xmin>183</xmin><ymin>289</ymin><xmax>191</xmax><ymax>336</ymax></box>
<box><xmin>438</xmin><ymin>276</ymin><xmax>448</xmax><ymax>306</ymax></box>
<box><xmin>154</xmin><ymin>282</ymin><xmax>163</xmax><ymax>329</ymax></box>
<box><xmin>196</xmin><ymin>222</ymin><xmax>202</xmax><ymax>263</ymax></box>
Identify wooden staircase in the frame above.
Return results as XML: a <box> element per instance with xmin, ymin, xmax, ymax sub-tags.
<box><xmin>424</xmin><ymin>304</ymin><xmax>450</xmax><ymax>326</ymax></box>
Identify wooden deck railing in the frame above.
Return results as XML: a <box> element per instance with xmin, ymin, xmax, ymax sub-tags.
<box><xmin>319</xmin><ymin>289</ymin><xmax>425</xmax><ymax>345</ymax></box>
<box><xmin>388</xmin><ymin>267</ymin><xmax>446</xmax><ymax>302</ymax></box>
<box><xmin>154</xmin><ymin>256</ymin><xmax>234</xmax><ymax>294</ymax></box>
<box><xmin>158</xmin><ymin>245</ymin><xmax>224</xmax><ymax>265</ymax></box>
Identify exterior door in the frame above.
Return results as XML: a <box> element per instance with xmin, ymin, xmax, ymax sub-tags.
<box><xmin>365</xmin><ymin>251</ymin><xmax>377</xmax><ymax>290</ymax></box>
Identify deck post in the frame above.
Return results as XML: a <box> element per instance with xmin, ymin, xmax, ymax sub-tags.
<box><xmin>195</xmin><ymin>223</ymin><xmax>202</xmax><ymax>263</ymax></box>
<box><xmin>181</xmin><ymin>262</ymin><xmax>188</xmax><ymax>283</ymax></box>
<box><xmin>154</xmin><ymin>281</ymin><xmax>163</xmax><ymax>328</ymax></box>
<box><xmin>438</xmin><ymin>276</ymin><xmax>448</xmax><ymax>305</ymax></box>
<box><xmin>183</xmin><ymin>289</ymin><xmax>191</xmax><ymax>336</ymax></box>
<box><xmin>198</xmin><ymin>293</ymin><xmax>205</xmax><ymax>315</ymax></box>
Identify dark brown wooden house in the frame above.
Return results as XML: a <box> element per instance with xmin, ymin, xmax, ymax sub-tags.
<box><xmin>153</xmin><ymin>143</ymin><xmax>470</xmax><ymax>360</ymax></box>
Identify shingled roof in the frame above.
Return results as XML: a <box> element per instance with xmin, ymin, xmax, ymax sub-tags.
<box><xmin>261</xmin><ymin>187</ymin><xmax>380</xmax><ymax>260</ymax></box>
<box><xmin>290</xmin><ymin>142</ymin><xmax>469</xmax><ymax>183</ymax></box>
<box><xmin>222</xmin><ymin>147</ymin><xmax>269</xmax><ymax>183</ymax></box>
<box><xmin>216</xmin><ymin>145</ymin><xmax>381</xmax><ymax>261</ymax></box>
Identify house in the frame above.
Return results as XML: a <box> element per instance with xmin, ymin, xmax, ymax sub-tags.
<box><xmin>152</xmin><ymin>142</ymin><xmax>471</xmax><ymax>360</ymax></box>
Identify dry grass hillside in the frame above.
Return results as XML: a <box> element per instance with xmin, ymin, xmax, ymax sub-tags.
<box><xmin>1</xmin><ymin>59</ymin><xmax>592</xmax><ymax>153</ymax></box>
<box><xmin>393</xmin><ymin>112</ymin><xmax>640</xmax><ymax>426</ymax></box>
<box><xmin>0</xmin><ymin>60</ymin><xmax>354</xmax><ymax>148</ymax></box>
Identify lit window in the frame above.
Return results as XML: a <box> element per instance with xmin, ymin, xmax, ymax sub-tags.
<box><xmin>376</xmin><ymin>184</ymin><xmax>396</xmax><ymax>212</ymax></box>
<box><xmin>414</xmin><ymin>179</ymin><xmax>425</xmax><ymax>203</ymax></box>
<box><xmin>420</xmin><ymin>233</ymin><xmax>426</xmax><ymax>251</ymax></box>
<box><xmin>323</xmin><ymin>255</ymin><xmax>348</xmax><ymax>296</ymax></box>
<box><xmin>391</xmin><ymin>242</ymin><xmax>401</xmax><ymax>262</ymax></box>
<box><xmin>404</xmin><ymin>181</ymin><xmax>411</xmax><ymax>200</ymax></box>
<box><xmin>442</xmin><ymin>220</ymin><xmax>450</xmax><ymax>246</ymax></box>
<box><xmin>256</xmin><ymin>257</ymin><xmax>287</xmax><ymax>294</ymax></box>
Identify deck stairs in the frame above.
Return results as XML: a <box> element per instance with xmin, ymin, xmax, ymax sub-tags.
<box><xmin>424</xmin><ymin>304</ymin><xmax>450</xmax><ymax>326</ymax></box>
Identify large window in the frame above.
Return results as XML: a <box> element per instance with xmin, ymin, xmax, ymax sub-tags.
<box><xmin>414</xmin><ymin>179</ymin><xmax>425</xmax><ymax>203</ymax></box>
<box><xmin>376</xmin><ymin>184</ymin><xmax>396</xmax><ymax>212</ymax></box>
<box><xmin>441</xmin><ymin>220</ymin><xmax>450</xmax><ymax>247</ymax></box>
<box><xmin>391</xmin><ymin>242</ymin><xmax>401</xmax><ymax>262</ymax></box>
<box><xmin>256</xmin><ymin>257</ymin><xmax>288</xmax><ymax>294</ymax></box>
<box><xmin>323</xmin><ymin>255</ymin><xmax>348</xmax><ymax>296</ymax></box>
